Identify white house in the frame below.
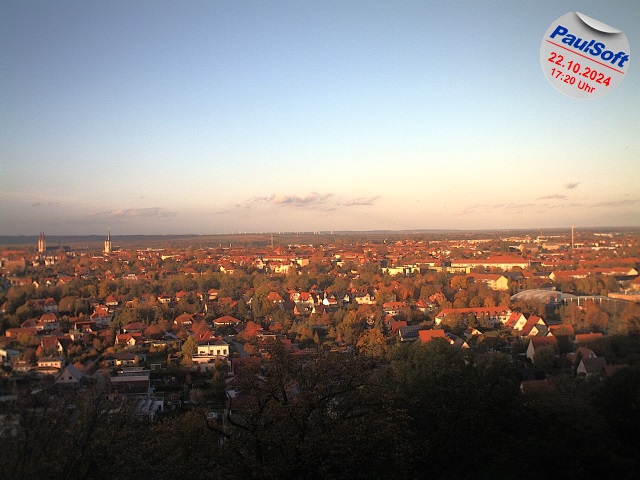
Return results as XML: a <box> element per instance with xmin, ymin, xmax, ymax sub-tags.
<box><xmin>192</xmin><ymin>339</ymin><xmax>230</xmax><ymax>365</ymax></box>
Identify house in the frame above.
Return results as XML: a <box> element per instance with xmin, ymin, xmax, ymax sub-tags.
<box><xmin>109</xmin><ymin>369</ymin><xmax>153</xmax><ymax>398</ymax></box>
<box><xmin>73</xmin><ymin>320</ymin><xmax>97</xmax><ymax>333</ymax></box>
<box><xmin>5</xmin><ymin>326</ymin><xmax>40</xmax><ymax>339</ymax></box>
<box><xmin>0</xmin><ymin>348</ymin><xmax>20</xmax><ymax>366</ymax></box>
<box><xmin>38</xmin><ymin>336</ymin><xmax>67</xmax><ymax>356</ymax></box>
<box><xmin>520</xmin><ymin>379</ymin><xmax>552</xmax><ymax>395</ymax></box>
<box><xmin>43</xmin><ymin>297</ymin><xmax>58</xmax><ymax>313</ymax></box>
<box><xmin>450</xmin><ymin>256</ymin><xmax>529</xmax><ymax>272</ymax></box>
<box><xmin>114</xmin><ymin>352</ymin><xmax>145</xmax><ymax>367</ymax></box>
<box><xmin>266</xmin><ymin>291</ymin><xmax>284</xmax><ymax>303</ymax></box>
<box><xmin>193</xmin><ymin>339</ymin><xmax>229</xmax><ymax>364</ymax></box>
<box><xmin>383</xmin><ymin>301</ymin><xmax>408</xmax><ymax>316</ymax></box>
<box><xmin>566</xmin><ymin>347</ymin><xmax>597</xmax><ymax>366</ymax></box>
<box><xmin>157</xmin><ymin>293</ymin><xmax>173</xmax><ymax>304</ymax></box>
<box><xmin>122</xmin><ymin>321</ymin><xmax>146</xmax><ymax>333</ymax></box>
<box><xmin>294</xmin><ymin>303</ymin><xmax>314</xmax><ymax>316</ymax></box>
<box><xmin>526</xmin><ymin>337</ymin><xmax>558</xmax><ymax>361</ymax></box>
<box><xmin>418</xmin><ymin>329</ymin><xmax>447</xmax><ymax>344</ymax></box>
<box><xmin>505</xmin><ymin>312</ymin><xmax>526</xmax><ymax>328</ymax></box>
<box><xmin>35</xmin><ymin>356</ymin><xmax>64</xmax><ymax>374</ymax></box>
<box><xmin>176</xmin><ymin>290</ymin><xmax>201</xmax><ymax>302</ymax></box>
<box><xmin>12</xmin><ymin>360</ymin><xmax>34</xmax><ymax>373</ymax></box>
<box><xmin>115</xmin><ymin>333</ymin><xmax>144</xmax><ymax>347</ymax></box>
<box><xmin>90</xmin><ymin>306</ymin><xmax>113</xmax><ymax>327</ymax></box>
<box><xmin>576</xmin><ymin>357</ymin><xmax>607</xmax><ymax>378</ymax></box>
<box><xmin>547</xmin><ymin>324</ymin><xmax>575</xmax><ymax>339</ymax></box>
<box><xmin>39</xmin><ymin>312</ymin><xmax>60</xmax><ymax>330</ymax></box>
<box><xmin>105</xmin><ymin>295</ymin><xmax>119</xmax><ymax>307</ymax></box>
<box><xmin>550</xmin><ymin>268</ymin><xmax>638</xmax><ymax>282</ymax></box>
<box><xmin>435</xmin><ymin>307</ymin><xmax>511</xmax><ymax>328</ymax></box>
<box><xmin>134</xmin><ymin>397</ymin><xmax>165</xmax><ymax>422</ymax></box>
<box><xmin>174</xmin><ymin>313</ymin><xmax>194</xmax><ymax>328</ymax></box>
<box><xmin>217</xmin><ymin>297</ymin><xmax>238</xmax><ymax>309</ymax></box>
<box><xmin>575</xmin><ymin>332</ymin><xmax>604</xmax><ymax>345</ymax></box>
<box><xmin>354</xmin><ymin>292</ymin><xmax>375</xmax><ymax>305</ymax></box>
<box><xmin>466</xmin><ymin>273</ymin><xmax>510</xmax><ymax>291</ymax></box>
<box><xmin>451</xmin><ymin>337</ymin><xmax>470</xmax><ymax>349</ymax></box>
<box><xmin>213</xmin><ymin>315</ymin><xmax>241</xmax><ymax>328</ymax></box>
<box><xmin>398</xmin><ymin>325</ymin><xmax>424</xmax><ymax>342</ymax></box>
<box><xmin>388</xmin><ymin>320</ymin><xmax>407</xmax><ymax>336</ymax></box>
<box><xmin>519</xmin><ymin>316</ymin><xmax>547</xmax><ymax>337</ymax></box>
<box><xmin>415</xmin><ymin>299</ymin><xmax>434</xmax><ymax>313</ymax></box>
<box><xmin>55</xmin><ymin>364</ymin><xmax>85</xmax><ymax>385</ymax></box>
<box><xmin>321</xmin><ymin>296</ymin><xmax>338</xmax><ymax>308</ymax></box>
<box><xmin>463</xmin><ymin>327</ymin><xmax>483</xmax><ymax>339</ymax></box>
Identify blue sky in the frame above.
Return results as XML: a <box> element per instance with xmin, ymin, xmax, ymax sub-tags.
<box><xmin>1</xmin><ymin>1</ymin><xmax>638</xmax><ymax>235</ymax></box>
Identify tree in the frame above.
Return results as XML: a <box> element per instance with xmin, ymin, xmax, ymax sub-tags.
<box><xmin>356</xmin><ymin>329</ymin><xmax>388</xmax><ymax>358</ymax></box>
<box><xmin>17</xmin><ymin>332</ymin><xmax>34</xmax><ymax>348</ymax></box>
<box><xmin>469</xmin><ymin>295</ymin><xmax>484</xmax><ymax>308</ymax></box>
<box><xmin>336</xmin><ymin>310</ymin><xmax>364</xmax><ymax>345</ymax></box>
<box><xmin>440</xmin><ymin>312</ymin><xmax>464</xmax><ymax>333</ymax></box>
<box><xmin>560</xmin><ymin>303</ymin><xmax>584</xmax><ymax>331</ymax></box>
<box><xmin>181</xmin><ymin>336</ymin><xmax>197</xmax><ymax>366</ymax></box>
<box><xmin>2</xmin><ymin>384</ymin><xmax>146</xmax><ymax>480</ymax></box>
<box><xmin>583</xmin><ymin>301</ymin><xmax>609</xmax><ymax>332</ymax></box>
<box><xmin>218</xmin><ymin>345</ymin><xmax>413</xmax><ymax>479</ymax></box>
<box><xmin>450</xmin><ymin>275</ymin><xmax>468</xmax><ymax>290</ymax></box>
<box><xmin>619</xmin><ymin>303</ymin><xmax>640</xmax><ymax>334</ymax></box>
<box><xmin>533</xmin><ymin>344</ymin><xmax>556</xmax><ymax>372</ymax></box>
<box><xmin>385</xmin><ymin>341</ymin><xmax>520</xmax><ymax>477</ymax></box>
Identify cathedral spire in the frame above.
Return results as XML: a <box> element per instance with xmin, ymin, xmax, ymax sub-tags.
<box><xmin>38</xmin><ymin>232</ymin><xmax>46</xmax><ymax>253</ymax></box>
<box><xmin>104</xmin><ymin>227</ymin><xmax>112</xmax><ymax>254</ymax></box>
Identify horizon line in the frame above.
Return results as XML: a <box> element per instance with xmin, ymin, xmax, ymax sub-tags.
<box><xmin>3</xmin><ymin>225</ymin><xmax>640</xmax><ymax>238</ymax></box>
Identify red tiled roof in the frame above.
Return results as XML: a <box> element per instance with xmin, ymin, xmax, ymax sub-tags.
<box><xmin>529</xmin><ymin>336</ymin><xmax>558</xmax><ymax>352</ymax></box>
<box><xmin>418</xmin><ymin>329</ymin><xmax>447</xmax><ymax>343</ymax></box>
<box><xmin>575</xmin><ymin>332</ymin><xmax>604</xmax><ymax>344</ymax></box>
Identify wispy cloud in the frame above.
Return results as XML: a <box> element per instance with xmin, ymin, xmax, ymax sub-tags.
<box><xmin>217</xmin><ymin>192</ymin><xmax>381</xmax><ymax>215</ymax></box>
<box><xmin>590</xmin><ymin>198</ymin><xmax>639</xmax><ymax>208</ymax></box>
<box><xmin>92</xmin><ymin>207</ymin><xmax>176</xmax><ymax>220</ymax></box>
<box><xmin>459</xmin><ymin>202</ymin><xmax>535</xmax><ymax>215</ymax></box>
<box><xmin>536</xmin><ymin>194</ymin><xmax>567</xmax><ymax>201</ymax></box>
<box><xmin>564</xmin><ymin>182</ymin><xmax>580</xmax><ymax>189</ymax></box>
<box><xmin>31</xmin><ymin>201</ymin><xmax>61</xmax><ymax>207</ymax></box>
<box><xmin>211</xmin><ymin>209</ymin><xmax>234</xmax><ymax>215</ymax></box>
<box><xmin>252</xmin><ymin>192</ymin><xmax>334</xmax><ymax>207</ymax></box>
<box><xmin>341</xmin><ymin>196</ymin><xmax>381</xmax><ymax>207</ymax></box>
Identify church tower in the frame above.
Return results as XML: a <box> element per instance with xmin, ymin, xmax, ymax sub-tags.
<box><xmin>104</xmin><ymin>228</ymin><xmax>112</xmax><ymax>254</ymax></box>
<box><xmin>38</xmin><ymin>232</ymin><xmax>46</xmax><ymax>253</ymax></box>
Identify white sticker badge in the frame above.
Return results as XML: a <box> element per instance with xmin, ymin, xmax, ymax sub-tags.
<box><xmin>540</xmin><ymin>12</ymin><xmax>630</xmax><ymax>99</ymax></box>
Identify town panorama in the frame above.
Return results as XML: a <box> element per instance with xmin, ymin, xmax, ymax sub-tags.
<box><xmin>2</xmin><ymin>228</ymin><xmax>640</xmax><ymax>479</ymax></box>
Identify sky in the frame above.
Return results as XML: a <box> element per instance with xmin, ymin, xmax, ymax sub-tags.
<box><xmin>1</xmin><ymin>0</ymin><xmax>639</xmax><ymax>235</ymax></box>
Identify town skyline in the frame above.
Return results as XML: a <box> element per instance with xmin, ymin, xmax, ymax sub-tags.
<box><xmin>1</xmin><ymin>1</ymin><xmax>639</xmax><ymax>235</ymax></box>
<box><xmin>2</xmin><ymin>209</ymin><xmax>640</xmax><ymax>477</ymax></box>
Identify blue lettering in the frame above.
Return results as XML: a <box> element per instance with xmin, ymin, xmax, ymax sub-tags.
<box><xmin>574</xmin><ymin>38</ymin><xmax>588</xmax><ymax>51</ymax></box>
<box><xmin>548</xmin><ymin>26</ymin><xmax>628</xmax><ymax>67</ymax></box>
<box><xmin>616</xmin><ymin>53</ymin><xmax>629</xmax><ymax>67</ymax></box>
<box><xmin>590</xmin><ymin>42</ymin><xmax>604</xmax><ymax>56</ymax></box>
<box><xmin>550</xmin><ymin>25</ymin><xmax>568</xmax><ymax>39</ymax></box>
